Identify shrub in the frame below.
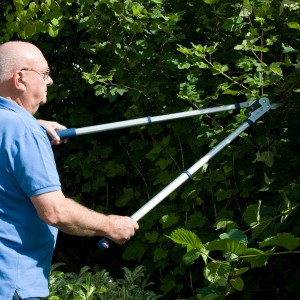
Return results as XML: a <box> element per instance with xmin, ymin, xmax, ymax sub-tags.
<box><xmin>44</xmin><ymin>264</ymin><xmax>161</xmax><ymax>300</ymax></box>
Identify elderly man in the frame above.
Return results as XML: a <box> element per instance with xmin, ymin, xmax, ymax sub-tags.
<box><xmin>0</xmin><ymin>41</ymin><xmax>139</xmax><ymax>300</ymax></box>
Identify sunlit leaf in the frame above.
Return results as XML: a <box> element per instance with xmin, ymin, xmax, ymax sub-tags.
<box><xmin>205</xmin><ymin>238</ymin><xmax>247</xmax><ymax>255</ymax></box>
<box><xmin>286</xmin><ymin>22</ymin><xmax>300</xmax><ymax>30</ymax></box>
<box><xmin>167</xmin><ymin>228</ymin><xmax>203</xmax><ymax>249</ymax></box>
<box><xmin>259</xmin><ymin>233</ymin><xmax>300</xmax><ymax>251</ymax></box>
<box><xmin>204</xmin><ymin>261</ymin><xmax>230</xmax><ymax>285</ymax></box>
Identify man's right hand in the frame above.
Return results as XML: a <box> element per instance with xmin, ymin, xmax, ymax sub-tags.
<box><xmin>106</xmin><ymin>215</ymin><xmax>139</xmax><ymax>244</ymax></box>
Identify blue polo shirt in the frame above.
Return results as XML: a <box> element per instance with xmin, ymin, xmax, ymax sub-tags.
<box><xmin>0</xmin><ymin>97</ymin><xmax>61</xmax><ymax>299</ymax></box>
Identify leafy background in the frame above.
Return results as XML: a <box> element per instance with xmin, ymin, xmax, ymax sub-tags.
<box><xmin>1</xmin><ymin>0</ymin><xmax>300</xmax><ymax>299</ymax></box>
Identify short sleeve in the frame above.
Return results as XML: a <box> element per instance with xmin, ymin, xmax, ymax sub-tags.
<box><xmin>8</xmin><ymin>130</ymin><xmax>61</xmax><ymax>197</ymax></box>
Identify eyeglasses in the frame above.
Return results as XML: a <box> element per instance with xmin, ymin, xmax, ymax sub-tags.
<box><xmin>21</xmin><ymin>67</ymin><xmax>51</xmax><ymax>80</ymax></box>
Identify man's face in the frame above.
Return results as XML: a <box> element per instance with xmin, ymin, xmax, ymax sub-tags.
<box><xmin>20</xmin><ymin>54</ymin><xmax>53</xmax><ymax>114</ymax></box>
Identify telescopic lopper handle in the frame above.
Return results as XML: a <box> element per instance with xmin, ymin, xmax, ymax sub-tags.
<box><xmin>53</xmin><ymin>101</ymin><xmax>252</xmax><ymax>141</ymax></box>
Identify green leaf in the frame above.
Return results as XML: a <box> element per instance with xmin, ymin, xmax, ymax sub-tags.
<box><xmin>110</xmin><ymin>85</ymin><xmax>128</xmax><ymax>96</ymax></box>
<box><xmin>193</xmin><ymin>61</ymin><xmax>209</xmax><ymax>68</ymax></box>
<box><xmin>28</xmin><ymin>2</ymin><xmax>38</xmax><ymax>13</ymax></box>
<box><xmin>253</xmin><ymin>46</ymin><xmax>269</xmax><ymax>52</ymax></box>
<box><xmin>214</xmin><ymin>188</ymin><xmax>232</xmax><ymax>201</ymax></box>
<box><xmin>232</xmin><ymin>267</ymin><xmax>249</xmax><ymax>276</ymax></box>
<box><xmin>201</xmin><ymin>0</ymin><xmax>219</xmax><ymax>5</ymax></box>
<box><xmin>51</xmin><ymin>18</ymin><xmax>60</xmax><ymax>26</ymax></box>
<box><xmin>146</xmin><ymin>144</ymin><xmax>163</xmax><ymax>160</ymax></box>
<box><xmin>239</xmin><ymin>5</ymin><xmax>252</xmax><ymax>17</ymax></box>
<box><xmin>153</xmin><ymin>247</ymin><xmax>169</xmax><ymax>262</ymax></box>
<box><xmin>24</xmin><ymin>22</ymin><xmax>36</xmax><ymax>37</ymax></box>
<box><xmin>282</xmin><ymin>43</ymin><xmax>297</xmax><ymax>53</ymax></box>
<box><xmin>230</xmin><ymin>277</ymin><xmax>244</xmax><ymax>291</ymax></box>
<box><xmin>177</xmin><ymin>45</ymin><xmax>194</xmax><ymax>55</ymax></box>
<box><xmin>145</xmin><ymin>231</ymin><xmax>159</xmax><ymax>243</ymax></box>
<box><xmin>122</xmin><ymin>240</ymin><xmax>148</xmax><ymax>261</ymax></box>
<box><xmin>259</xmin><ymin>233</ymin><xmax>300</xmax><ymax>251</ymax></box>
<box><xmin>219</xmin><ymin>229</ymin><xmax>248</xmax><ymax>245</ymax></box>
<box><xmin>79</xmin><ymin>265</ymin><xmax>90</xmax><ymax>276</ymax></box>
<box><xmin>167</xmin><ymin>228</ymin><xmax>203</xmax><ymax>250</ymax></box>
<box><xmin>182</xmin><ymin>248</ymin><xmax>202</xmax><ymax>265</ymax></box>
<box><xmin>205</xmin><ymin>238</ymin><xmax>247</xmax><ymax>255</ymax></box>
<box><xmin>178</xmin><ymin>62</ymin><xmax>191</xmax><ymax>69</ymax></box>
<box><xmin>47</xmin><ymin>24</ymin><xmax>59</xmax><ymax>37</ymax></box>
<box><xmin>222</xmin><ymin>16</ymin><xmax>244</xmax><ymax>33</ymax></box>
<box><xmin>255</xmin><ymin>151</ymin><xmax>274</xmax><ymax>167</ymax></box>
<box><xmin>94</xmin><ymin>85</ymin><xmax>107</xmax><ymax>96</ymax></box>
<box><xmin>160</xmin><ymin>213</ymin><xmax>180</xmax><ymax>229</ymax></box>
<box><xmin>160</xmin><ymin>274</ymin><xmax>177</xmax><ymax>293</ymax></box>
<box><xmin>251</xmin><ymin>216</ymin><xmax>273</xmax><ymax>240</ymax></box>
<box><xmin>204</xmin><ymin>261</ymin><xmax>230</xmax><ymax>286</ymax></box>
<box><xmin>104</xmin><ymin>161</ymin><xmax>126</xmax><ymax>177</ymax></box>
<box><xmin>243</xmin><ymin>203</ymin><xmax>261</xmax><ymax>226</ymax></box>
<box><xmin>215</xmin><ymin>219</ymin><xmax>238</xmax><ymax>231</ymax></box>
<box><xmin>91</xmin><ymin>64</ymin><xmax>101</xmax><ymax>74</ymax></box>
<box><xmin>269</xmin><ymin>62</ymin><xmax>283</xmax><ymax>76</ymax></box>
<box><xmin>222</xmin><ymin>89</ymin><xmax>240</xmax><ymax>95</ymax></box>
<box><xmin>14</xmin><ymin>0</ymin><xmax>29</xmax><ymax>5</ymax></box>
<box><xmin>155</xmin><ymin>157</ymin><xmax>172</xmax><ymax>170</ymax></box>
<box><xmin>187</xmin><ymin>212</ymin><xmax>206</xmax><ymax>229</ymax></box>
<box><xmin>6</xmin><ymin>13</ymin><xmax>15</xmax><ymax>23</ymax></box>
<box><xmin>286</xmin><ymin>22</ymin><xmax>300</xmax><ymax>30</ymax></box>
<box><xmin>196</xmin><ymin>293</ymin><xmax>220</xmax><ymax>300</ymax></box>
<box><xmin>241</xmin><ymin>248</ymin><xmax>269</xmax><ymax>268</ymax></box>
<box><xmin>211</xmin><ymin>62</ymin><xmax>229</xmax><ymax>75</ymax></box>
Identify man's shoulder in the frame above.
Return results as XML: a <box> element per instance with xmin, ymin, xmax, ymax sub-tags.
<box><xmin>0</xmin><ymin>110</ymin><xmax>44</xmax><ymax>146</ymax></box>
<box><xmin>0</xmin><ymin>110</ymin><xmax>32</xmax><ymax>134</ymax></box>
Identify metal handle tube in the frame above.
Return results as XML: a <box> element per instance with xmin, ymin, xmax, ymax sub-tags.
<box><xmin>58</xmin><ymin>102</ymin><xmax>254</xmax><ymax>138</ymax></box>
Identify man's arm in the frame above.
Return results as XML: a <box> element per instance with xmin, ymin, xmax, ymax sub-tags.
<box><xmin>31</xmin><ymin>191</ymin><xmax>139</xmax><ymax>244</ymax></box>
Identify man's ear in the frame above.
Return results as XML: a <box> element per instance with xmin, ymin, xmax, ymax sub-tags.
<box><xmin>13</xmin><ymin>70</ymin><xmax>26</xmax><ymax>92</ymax></box>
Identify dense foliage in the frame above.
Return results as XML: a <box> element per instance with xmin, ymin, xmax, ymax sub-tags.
<box><xmin>1</xmin><ymin>0</ymin><xmax>300</xmax><ymax>299</ymax></box>
<box><xmin>44</xmin><ymin>264</ymin><xmax>161</xmax><ymax>299</ymax></box>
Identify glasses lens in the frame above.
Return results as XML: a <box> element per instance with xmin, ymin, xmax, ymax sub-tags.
<box><xmin>43</xmin><ymin>69</ymin><xmax>50</xmax><ymax>80</ymax></box>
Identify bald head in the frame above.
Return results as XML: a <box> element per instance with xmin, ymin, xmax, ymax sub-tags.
<box><xmin>0</xmin><ymin>41</ymin><xmax>45</xmax><ymax>84</ymax></box>
<box><xmin>0</xmin><ymin>41</ymin><xmax>53</xmax><ymax>114</ymax></box>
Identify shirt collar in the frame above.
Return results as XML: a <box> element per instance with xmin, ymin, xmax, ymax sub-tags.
<box><xmin>0</xmin><ymin>96</ymin><xmax>33</xmax><ymax>118</ymax></box>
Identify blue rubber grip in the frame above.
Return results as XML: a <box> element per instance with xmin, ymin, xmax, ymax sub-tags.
<box><xmin>98</xmin><ymin>237</ymin><xmax>113</xmax><ymax>250</ymax></box>
<box><xmin>57</xmin><ymin>128</ymin><xmax>77</xmax><ymax>139</ymax></box>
